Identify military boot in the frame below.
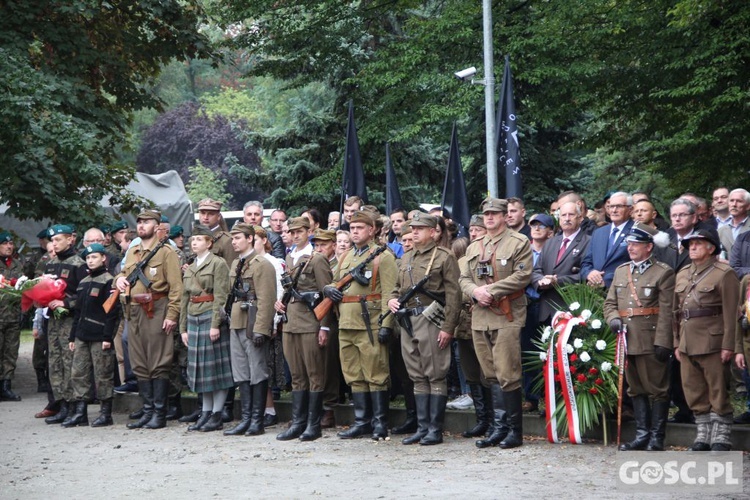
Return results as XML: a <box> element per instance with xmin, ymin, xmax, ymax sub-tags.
<box><xmin>370</xmin><ymin>390</ymin><xmax>389</xmax><ymax>441</ymax></box>
<box><xmin>127</xmin><ymin>380</ymin><xmax>154</xmax><ymax>429</ymax></box>
<box><xmin>91</xmin><ymin>398</ymin><xmax>113</xmax><ymax>427</ymax></box>
<box><xmin>402</xmin><ymin>394</ymin><xmax>430</xmax><ymax>445</ymax></box>
<box><xmin>188</xmin><ymin>411</ymin><xmax>213</xmax><ymax>431</ymax></box>
<box><xmin>221</xmin><ymin>386</ymin><xmax>236</xmax><ymax>423</ymax></box>
<box><xmin>179</xmin><ymin>396</ymin><xmax>202</xmax><ymax>423</ymax></box>
<box><xmin>476</xmin><ymin>384</ymin><xmax>508</xmax><ymax>448</ymax></box>
<box><xmin>646</xmin><ymin>400</ymin><xmax>670</xmax><ymax>451</ymax></box>
<box><xmin>688</xmin><ymin>413</ymin><xmax>711</xmax><ymax>451</ymax></box>
<box><xmin>420</xmin><ymin>394</ymin><xmax>448</xmax><ymax>446</ymax></box>
<box><xmin>277</xmin><ymin>390</ymin><xmax>309</xmax><ymax>440</ymax></box>
<box><xmin>619</xmin><ymin>395</ymin><xmax>651</xmax><ymax>451</ymax></box>
<box><xmin>499</xmin><ymin>389</ymin><xmax>523</xmax><ymax>449</ymax></box>
<box><xmin>709</xmin><ymin>412</ymin><xmax>733</xmax><ymax>451</ymax></box>
<box><xmin>145</xmin><ymin>378</ymin><xmax>169</xmax><ymax>429</ymax></box>
<box><xmin>224</xmin><ymin>382</ymin><xmax>252</xmax><ymax>436</ymax></box>
<box><xmin>128</xmin><ymin>407</ymin><xmax>145</xmax><ymax>420</ymax></box>
<box><xmin>337</xmin><ymin>392</ymin><xmax>373</xmax><ymax>439</ymax></box>
<box><xmin>463</xmin><ymin>384</ymin><xmax>491</xmax><ymax>438</ymax></box>
<box><xmin>165</xmin><ymin>392</ymin><xmax>183</xmax><ymax>421</ymax></box>
<box><xmin>391</xmin><ymin>384</ymin><xmax>417</xmax><ymax>435</ymax></box>
<box><xmin>0</xmin><ymin>379</ymin><xmax>21</xmax><ymax>401</ymax></box>
<box><xmin>246</xmin><ymin>380</ymin><xmax>268</xmax><ymax>436</ymax></box>
<box><xmin>300</xmin><ymin>391</ymin><xmax>324</xmax><ymax>441</ymax></box>
<box><xmin>199</xmin><ymin>412</ymin><xmax>224</xmax><ymax>432</ymax></box>
<box><xmin>35</xmin><ymin>369</ymin><xmax>50</xmax><ymax>393</ymax></box>
<box><xmin>45</xmin><ymin>400</ymin><xmax>68</xmax><ymax>424</ymax></box>
<box><xmin>62</xmin><ymin>400</ymin><xmax>88</xmax><ymax>428</ymax></box>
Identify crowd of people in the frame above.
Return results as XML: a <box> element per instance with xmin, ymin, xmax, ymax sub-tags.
<box><xmin>1</xmin><ymin>186</ymin><xmax>749</xmax><ymax>452</ymax></box>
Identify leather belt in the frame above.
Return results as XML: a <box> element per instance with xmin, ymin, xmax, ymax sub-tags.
<box><xmin>189</xmin><ymin>294</ymin><xmax>214</xmax><ymax>303</ymax></box>
<box><xmin>405</xmin><ymin>307</ymin><xmax>426</xmax><ymax>316</ymax></box>
<box><xmin>341</xmin><ymin>293</ymin><xmax>382</xmax><ymax>304</ymax></box>
<box><xmin>618</xmin><ymin>307</ymin><xmax>659</xmax><ymax>318</ymax></box>
<box><xmin>679</xmin><ymin>306</ymin><xmax>721</xmax><ymax>320</ymax></box>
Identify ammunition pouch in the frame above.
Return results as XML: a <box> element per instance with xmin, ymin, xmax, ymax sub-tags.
<box><xmin>422</xmin><ymin>300</ymin><xmax>446</xmax><ymax>329</ymax></box>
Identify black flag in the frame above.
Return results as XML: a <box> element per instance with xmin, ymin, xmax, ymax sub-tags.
<box><xmin>385</xmin><ymin>142</ymin><xmax>403</xmax><ymax>215</ymax></box>
<box><xmin>340</xmin><ymin>100</ymin><xmax>368</xmax><ymax>212</ymax></box>
<box><xmin>441</xmin><ymin>123</ymin><xmax>470</xmax><ymax>239</ymax></box>
<box><xmin>496</xmin><ymin>55</ymin><xmax>522</xmax><ymax>198</ymax></box>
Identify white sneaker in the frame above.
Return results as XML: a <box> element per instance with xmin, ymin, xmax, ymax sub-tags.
<box><xmin>446</xmin><ymin>395</ymin><xmax>465</xmax><ymax>409</ymax></box>
<box><xmin>452</xmin><ymin>394</ymin><xmax>474</xmax><ymax>410</ymax></box>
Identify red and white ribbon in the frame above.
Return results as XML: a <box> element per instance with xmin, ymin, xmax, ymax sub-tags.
<box><xmin>545</xmin><ymin>311</ymin><xmax>583</xmax><ymax>444</ymax></box>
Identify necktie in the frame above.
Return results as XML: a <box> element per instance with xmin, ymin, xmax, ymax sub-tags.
<box><xmin>555</xmin><ymin>238</ymin><xmax>569</xmax><ymax>265</ymax></box>
<box><xmin>608</xmin><ymin>227</ymin><xmax>619</xmax><ymax>253</ymax></box>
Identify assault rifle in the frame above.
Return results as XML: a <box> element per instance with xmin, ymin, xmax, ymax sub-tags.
<box><xmin>278</xmin><ymin>261</ymin><xmax>305</xmax><ymax>323</ymax></box>
<box><xmin>103</xmin><ymin>236</ymin><xmax>170</xmax><ymax>313</ymax></box>
<box><xmin>314</xmin><ymin>245</ymin><xmax>387</xmax><ymax>322</ymax></box>
<box><xmin>378</xmin><ymin>274</ymin><xmax>431</xmax><ymax>326</ymax></box>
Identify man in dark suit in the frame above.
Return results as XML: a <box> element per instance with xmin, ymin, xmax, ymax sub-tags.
<box><xmin>532</xmin><ymin>201</ymin><xmax>591</xmax><ymax>325</ymax></box>
<box><xmin>581</xmin><ymin>191</ymin><xmax>634</xmax><ymax>290</ymax></box>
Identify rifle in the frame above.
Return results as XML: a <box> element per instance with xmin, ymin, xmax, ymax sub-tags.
<box><xmin>314</xmin><ymin>245</ymin><xmax>387</xmax><ymax>322</ymax></box>
<box><xmin>223</xmin><ymin>257</ymin><xmax>248</xmax><ymax>325</ymax></box>
<box><xmin>103</xmin><ymin>236</ymin><xmax>170</xmax><ymax>313</ymax></box>
<box><xmin>378</xmin><ymin>274</ymin><xmax>431</xmax><ymax>326</ymax></box>
<box><xmin>278</xmin><ymin>260</ymin><xmax>306</xmax><ymax>323</ymax></box>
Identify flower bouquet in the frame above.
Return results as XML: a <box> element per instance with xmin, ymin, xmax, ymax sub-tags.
<box><xmin>526</xmin><ymin>283</ymin><xmax>618</xmax><ymax>444</ymax></box>
<box><xmin>0</xmin><ymin>275</ymin><xmax>68</xmax><ymax>316</ymax></box>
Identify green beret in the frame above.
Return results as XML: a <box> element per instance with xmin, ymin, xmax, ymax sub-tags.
<box><xmin>0</xmin><ymin>232</ymin><xmax>12</xmax><ymax>244</ymax></box>
<box><xmin>99</xmin><ymin>224</ymin><xmax>111</xmax><ymax>235</ymax></box>
<box><xmin>82</xmin><ymin>243</ymin><xmax>106</xmax><ymax>257</ymax></box>
<box><xmin>37</xmin><ymin>229</ymin><xmax>50</xmax><ymax>239</ymax></box>
<box><xmin>111</xmin><ymin>220</ymin><xmax>128</xmax><ymax>233</ymax></box>
<box><xmin>169</xmin><ymin>225</ymin><xmax>184</xmax><ymax>239</ymax></box>
<box><xmin>192</xmin><ymin>224</ymin><xmax>214</xmax><ymax>238</ymax></box>
<box><xmin>48</xmin><ymin>224</ymin><xmax>74</xmax><ymax>237</ymax></box>
<box><xmin>160</xmin><ymin>215</ymin><xmax>170</xmax><ymax>223</ymax></box>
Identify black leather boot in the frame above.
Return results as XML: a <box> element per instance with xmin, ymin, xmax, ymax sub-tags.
<box><xmin>647</xmin><ymin>400</ymin><xmax>669</xmax><ymax>451</ymax></box>
<box><xmin>246</xmin><ymin>380</ymin><xmax>268</xmax><ymax>436</ymax></box>
<box><xmin>224</xmin><ymin>382</ymin><xmax>252</xmax><ymax>436</ymax></box>
<box><xmin>128</xmin><ymin>380</ymin><xmax>154</xmax><ymax>429</ymax></box>
<box><xmin>188</xmin><ymin>411</ymin><xmax>213</xmax><ymax>431</ymax></box>
<box><xmin>166</xmin><ymin>391</ymin><xmax>183</xmax><ymax>421</ymax></box>
<box><xmin>200</xmin><ymin>411</ymin><xmax>224</xmax><ymax>432</ymax></box>
<box><xmin>179</xmin><ymin>396</ymin><xmax>202</xmax><ymax>423</ymax></box>
<box><xmin>476</xmin><ymin>384</ymin><xmax>508</xmax><ymax>448</ymax></box>
<box><xmin>0</xmin><ymin>379</ymin><xmax>21</xmax><ymax>401</ymax></box>
<box><xmin>420</xmin><ymin>394</ymin><xmax>447</xmax><ymax>446</ymax></box>
<box><xmin>402</xmin><ymin>394</ymin><xmax>430</xmax><ymax>445</ymax></box>
<box><xmin>300</xmin><ymin>391</ymin><xmax>324</xmax><ymax>441</ymax></box>
<box><xmin>145</xmin><ymin>378</ymin><xmax>169</xmax><ymax>429</ymax></box>
<box><xmin>463</xmin><ymin>384</ymin><xmax>491</xmax><ymax>438</ymax></box>
<box><xmin>221</xmin><ymin>386</ymin><xmax>236</xmax><ymax>423</ymax></box>
<box><xmin>91</xmin><ymin>399</ymin><xmax>113</xmax><ymax>427</ymax></box>
<box><xmin>391</xmin><ymin>408</ymin><xmax>418</xmax><ymax>435</ymax></box>
<box><xmin>337</xmin><ymin>392</ymin><xmax>373</xmax><ymax>439</ymax></box>
<box><xmin>62</xmin><ymin>400</ymin><xmax>88</xmax><ymax>428</ymax></box>
<box><xmin>129</xmin><ymin>407</ymin><xmax>145</xmax><ymax>420</ymax></box>
<box><xmin>277</xmin><ymin>390</ymin><xmax>309</xmax><ymax>440</ymax></box>
<box><xmin>45</xmin><ymin>401</ymin><xmax>69</xmax><ymax>424</ymax></box>
<box><xmin>499</xmin><ymin>389</ymin><xmax>523</xmax><ymax>449</ymax></box>
<box><xmin>370</xmin><ymin>390</ymin><xmax>389</xmax><ymax>440</ymax></box>
<box><xmin>619</xmin><ymin>395</ymin><xmax>650</xmax><ymax>451</ymax></box>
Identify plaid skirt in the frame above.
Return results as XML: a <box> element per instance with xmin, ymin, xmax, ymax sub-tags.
<box><xmin>186</xmin><ymin>311</ymin><xmax>234</xmax><ymax>393</ymax></box>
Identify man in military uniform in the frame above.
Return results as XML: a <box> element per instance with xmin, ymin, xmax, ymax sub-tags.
<box><xmin>673</xmin><ymin>228</ymin><xmax>739</xmax><ymax>451</ymax></box>
<box><xmin>387</xmin><ymin>213</ymin><xmax>460</xmax><ymax>445</ymax></box>
<box><xmin>223</xmin><ymin>223</ymin><xmax>277</xmax><ymax>436</ymax></box>
<box><xmin>41</xmin><ymin>225</ymin><xmax>89</xmax><ymax>423</ymax></box>
<box><xmin>459</xmin><ymin>198</ymin><xmax>533</xmax><ymax>449</ymax></box>
<box><xmin>324</xmin><ymin>211</ymin><xmax>398</xmax><ymax>440</ymax></box>
<box><xmin>0</xmin><ymin>232</ymin><xmax>25</xmax><ymax>401</ymax></box>
<box><xmin>108</xmin><ymin>220</ymin><xmax>129</xmax><ymax>259</ymax></box>
<box><xmin>116</xmin><ymin>209</ymin><xmax>183</xmax><ymax>430</ymax></box>
<box><xmin>603</xmin><ymin>223</ymin><xmax>675</xmax><ymax>451</ymax></box>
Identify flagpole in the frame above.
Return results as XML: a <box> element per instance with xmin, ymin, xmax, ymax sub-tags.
<box><xmin>482</xmin><ymin>0</ymin><xmax>497</xmax><ymax>198</ymax></box>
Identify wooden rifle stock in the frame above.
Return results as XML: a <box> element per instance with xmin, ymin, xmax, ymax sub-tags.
<box><xmin>314</xmin><ymin>273</ymin><xmax>354</xmax><ymax>322</ymax></box>
<box><xmin>103</xmin><ymin>284</ymin><xmax>128</xmax><ymax>314</ymax></box>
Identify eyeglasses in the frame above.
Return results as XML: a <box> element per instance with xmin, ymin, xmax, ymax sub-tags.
<box><xmin>670</xmin><ymin>213</ymin><xmax>693</xmax><ymax>219</ymax></box>
<box><xmin>608</xmin><ymin>204</ymin><xmax>629</xmax><ymax>210</ymax></box>
<box><xmin>529</xmin><ymin>224</ymin><xmax>548</xmax><ymax>229</ymax></box>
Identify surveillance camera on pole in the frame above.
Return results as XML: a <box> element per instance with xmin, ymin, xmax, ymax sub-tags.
<box><xmin>454</xmin><ymin>67</ymin><xmax>477</xmax><ymax>81</ymax></box>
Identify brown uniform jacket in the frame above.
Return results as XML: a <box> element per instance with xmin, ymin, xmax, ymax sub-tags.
<box><xmin>211</xmin><ymin>228</ymin><xmax>238</xmax><ymax>267</ymax></box>
<box><xmin>673</xmin><ymin>258</ymin><xmax>739</xmax><ymax>355</ymax></box>
<box><xmin>180</xmin><ymin>252</ymin><xmax>230</xmax><ymax>331</ymax></box>
<box><xmin>285</xmin><ymin>248</ymin><xmax>332</xmax><ymax>333</ymax></box>
<box><xmin>335</xmin><ymin>243</ymin><xmax>397</xmax><ymax>330</ymax></box>
<box><xmin>736</xmin><ymin>275</ymin><xmax>750</xmax><ymax>360</ymax></box>
<box><xmin>390</xmin><ymin>241</ymin><xmax>461</xmax><ymax>334</ymax></box>
<box><xmin>228</xmin><ymin>252</ymin><xmax>277</xmax><ymax>336</ymax></box>
<box><xmin>603</xmin><ymin>257</ymin><xmax>675</xmax><ymax>354</ymax></box>
<box><xmin>119</xmin><ymin>241</ymin><xmax>183</xmax><ymax>322</ymax></box>
<box><xmin>459</xmin><ymin>229</ymin><xmax>533</xmax><ymax>330</ymax></box>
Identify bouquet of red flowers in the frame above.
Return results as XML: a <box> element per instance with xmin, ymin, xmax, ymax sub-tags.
<box><xmin>0</xmin><ymin>274</ymin><xmax>68</xmax><ymax>315</ymax></box>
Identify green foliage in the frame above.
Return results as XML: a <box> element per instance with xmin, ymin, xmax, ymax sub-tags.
<box><xmin>186</xmin><ymin>160</ymin><xmax>230</xmax><ymax>206</ymax></box>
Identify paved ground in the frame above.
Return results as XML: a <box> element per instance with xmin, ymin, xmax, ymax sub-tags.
<box><xmin>2</xmin><ymin>340</ymin><xmax>750</xmax><ymax>499</ymax></box>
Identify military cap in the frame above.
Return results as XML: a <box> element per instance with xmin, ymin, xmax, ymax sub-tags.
<box><xmin>400</xmin><ymin>222</ymin><xmax>412</xmax><ymax>236</ymax></box>
<box><xmin>169</xmin><ymin>225</ymin><xmax>184</xmax><ymax>239</ymax></box>
<box><xmin>99</xmin><ymin>223</ymin><xmax>111</xmax><ymax>235</ymax></box>
<box><xmin>82</xmin><ymin>243</ymin><xmax>106</xmax><ymax>257</ymax></box>
<box><xmin>230</xmin><ymin>223</ymin><xmax>255</xmax><ymax>237</ymax></box>
<box><xmin>469</xmin><ymin>214</ymin><xmax>485</xmax><ymax>228</ymax></box>
<box><xmin>409</xmin><ymin>212</ymin><xmax>438</xmax><ymax>228</ymax></box>
<box><xmin>137</xmin><ymin>209</ymin><xmax>161</xmax><ymax>222</ymax></box>
<box><xmin>160</xmin><ymin>215</ymin><xmax>170</xmax><ymax>223</ymax></box>
<box><xmin>110</xmin><ymin>220</ymin><xmax>128</xmax><ymax>233</ymax></box>
<box><xmin>480</xmin><ymin>197</ymin><xmax>508</xmax><ymax>213</ymax></box>
<box><xmin>197</xmin><ymin>198</ymin><xmax>222</xmax><ymax>211</ymax></box>
<box><xmin>287</xmin><ymin>217</ymin><xmax>311</xmax><ymax>231</ymax></box>
<box><xmin>626</xmin><ymin>222</ymin><xmax>658</xmax><ymax>243</ymax></box>
<box><xmin>36</xmin><ymin>229</ymin><xmax>50</xmax><ymax>239</ymax></box>
<box><xmin>0</xmin><ymin>232</ymin><xmax>12</xmax><ymax>244</ymax></box>
<box><xmin>681</xmin><ymin>228</ymin><xmax>721</xmax><ymax>255</ymax></box>
<box><xmin>311</xmin><ymin>229</ymin><xmax>336</xmax><ymax>242</ymax></box>
<box><xmin>349</xmin><ymin>211</ymin><xmax>375</xmax><ymax>227</ymax></box>
<box><xmin>47</xmin><ymin>224</ymin><xmax>74</xmax><ymax>236</ymax></box>
<box><xmin>361</xmin><ymin>205</ymin><xmax>381</xmax><ymax>218</ymax></box>
<box><xmin>529</xmin><ymin>213</ymin><xmax>555</xmax><ymax>228</ymax></box>
<box><xmin>253</xmin><ymin>225</ymin><xmax>267</xmax><ymax>238</ymax></box>
<box><xmin>192</xmin><ymin>224</ymin><xmax>214</xmax><ymax>238</ymax></box>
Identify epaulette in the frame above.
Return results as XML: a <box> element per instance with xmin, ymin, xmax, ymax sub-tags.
<box><xmin>653</xmin><ymin>260</ymin><xmax>672</xmax><ymax>271</ymax></box>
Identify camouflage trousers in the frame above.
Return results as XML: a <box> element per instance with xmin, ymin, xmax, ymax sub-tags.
<box><xmin>48</xmin><ymin>315</ymin><xmax>74</xmax><ymax>401</ymax></box>
<box><xmin>70</xmin><ymin>339</ymin><xmax>115</xmax><ymax>401</ymax></box>
<box><xmin>0</xmin><ymin>320</ymin><xmax>21</xmax><ymax>380</ymax></box>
